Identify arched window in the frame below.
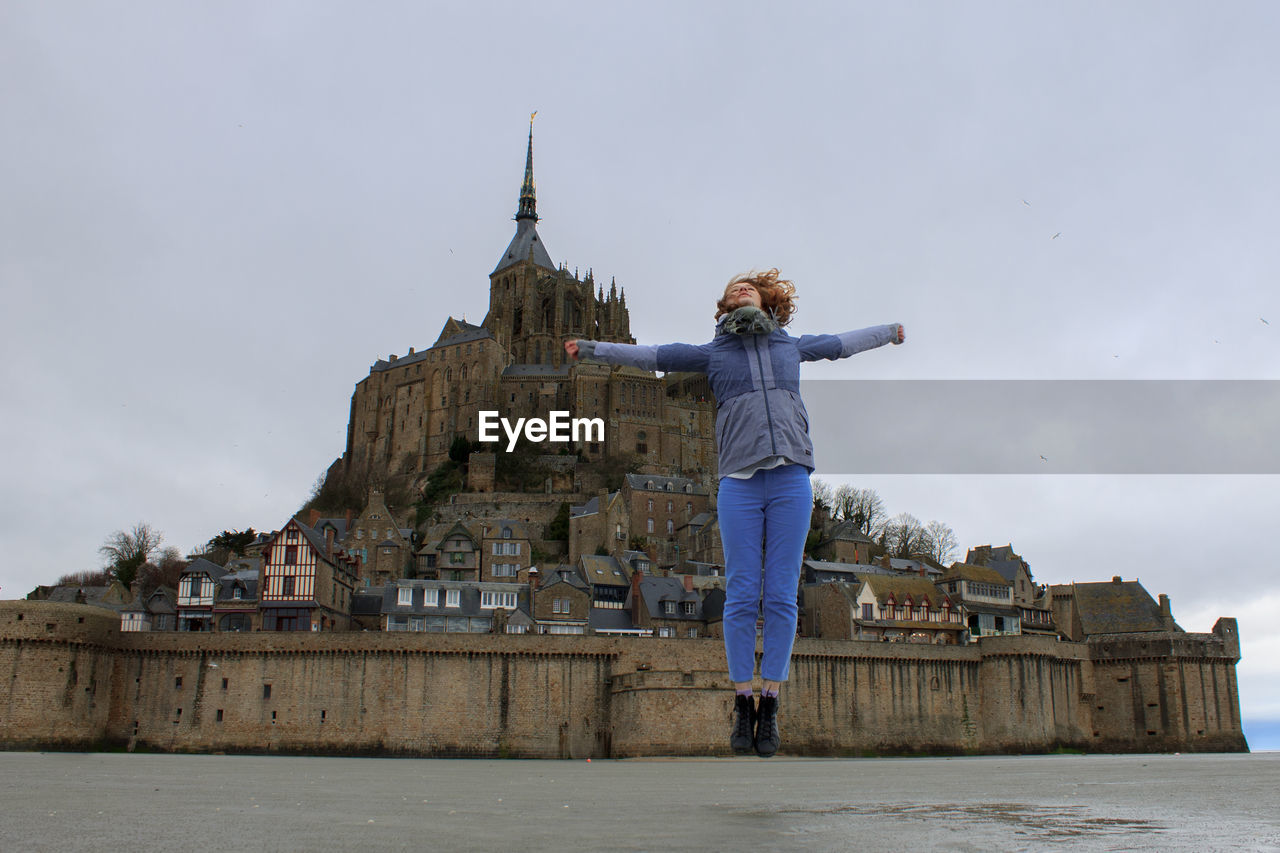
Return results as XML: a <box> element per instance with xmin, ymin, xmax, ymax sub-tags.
<box><xmin>666</xmin><ymin>519</ymin><xmax>674</xmax><ymax>534</ymax></box>
<box><xmin>647</xmin><ymin>518</ymin><xmax>655</xmax><ymax>533</ymax></box>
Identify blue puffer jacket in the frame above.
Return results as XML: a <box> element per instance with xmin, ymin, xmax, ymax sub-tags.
<box><xmin>580</xmin><ymin>318</ymin><xmax>900</xmax><ymax>478</ymax></box>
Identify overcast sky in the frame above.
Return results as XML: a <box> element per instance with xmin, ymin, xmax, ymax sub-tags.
<box><xmin>3</xmin><ymin>2</ymin><xmax>1277</xmax><ymax>746</ymax></box>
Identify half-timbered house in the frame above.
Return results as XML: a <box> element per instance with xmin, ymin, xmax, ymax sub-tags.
<box><xmin>259</xmin><ymin>518</ymin><xmax>360</xmax><ymax>631</ymax></box>
<box><xmin>177</xmin><ymin>558</ymin><xmax>227</xmax><ymax>631</ymax></box>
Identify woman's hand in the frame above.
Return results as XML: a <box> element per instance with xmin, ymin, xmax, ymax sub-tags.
<box><xmin>564</xmin><ymin>339</ymin><xmax>580</xmax><ymax>360</ymax></box>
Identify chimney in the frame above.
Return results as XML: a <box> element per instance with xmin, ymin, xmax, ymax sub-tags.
<box><xmin>880</xmin><ymin>554</ymin><xmax>891</xmax><ymax>569</ymax></box>
<box><xmin>308</xmin><ymin>509</ymin><xmax>321</xmax><ymax>527</ymax></box>
<box><xmin>325</xmin><ymin>526</ymin><xmax>336</xmax><ymax>558</ymax></box>
<box><xmin>631</xmin><ymin>566</ymin><xmax>644</xmax><ymax>626</ymax></box>
<box><xmin>528</xmin><ymin>567</ymin><xmax>540</xmax><ymax>592</ymax></box>
<box><xmin>344</xmin><ymin>508</ymin><xmax>354</xmax><ymax>527</ymax></box>
<box><xmin>1158</xmin><ymin>593</ymin><xmax>1174</xmax><ymax>627</ymax></box>
<box><xmin>1112</xmin><ymin>576</ymin><xmax>1123</xmax><ymax>583</ymax></box>
<box><xmin>919</xmin><ymin>564</ymin><xmax>927</xmax><ymax>578</ymax></box>
<box><xmin>682</xmin><ymin>574</ymin><xmax>694</xmax><ymax>593</ymax></box>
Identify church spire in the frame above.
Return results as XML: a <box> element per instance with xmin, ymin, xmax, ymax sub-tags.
<box><xmin>516</xmin><ymin>112</ymin><xmax>538</xmax><ymax>222</ymax></box>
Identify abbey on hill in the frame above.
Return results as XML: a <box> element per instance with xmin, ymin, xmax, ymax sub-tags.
<box><xmin>335</xmin><ymin>122</ymin><xmax>717</xmax><ymax>495</ymax></box>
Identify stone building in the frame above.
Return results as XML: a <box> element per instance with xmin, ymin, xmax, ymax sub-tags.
<box><xmin>259</xmin><ymin>518</ymin><xmax>360</xmax><ymax>632</ymax></box>
<box><xmin>332</xmin><ymin>123</ymin><xmax>717</xmax><ymax>490</ymax></box>
<box><xmin>479</xmin><ymin>519</ymin><xmax>534</xmax><ymax>584</ymax></box>
<box><xmin>621</xmin><ymin>473</ymin><xmax>711</xmax><ymax>568</ymax></box>
<box><xmin>804</xmin><ymin>576</ymin><xmax>963</xmax><ymax>644</ymax></box>
<box><xmin>937</xmin><ymin>563</ymin><xmax>1020</xmax><ymax>640</ymax></box>
<box><xmin>966</xmin><ymin>543</ymin><xmax>1055</xmax><ymax>635</ymax></box>
<box><xmin>811</xmin><ymin>520</ymin><xmax>874</xmax><ymax>564</ymax></box>
<box><xmin>532</xmin><ymin>567</ymin><xmax>591</xmax><ymax>634</ymax></box>
<box><xmin>568</xmin><ymin>489</ymin><xmax>628</xmax><ymax>564</ymax></box>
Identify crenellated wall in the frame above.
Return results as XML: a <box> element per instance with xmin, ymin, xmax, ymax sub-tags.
<box><xmin>0</xmin><ymin>603</ymin><xmax>1247</xmax><ymax>757</ymax></box>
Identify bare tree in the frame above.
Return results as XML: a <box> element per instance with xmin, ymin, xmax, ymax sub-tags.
<box><xmin>55</xmin><ymin>568</ymin><xmax>115</xmax><ymax>587</ymax></box>
<box><xmin>833</xmin><ymin>484</ymin><xmax>857</xmax><ymax>521</ymax></box>
<box><xmin>99</xmin><ymin>522</ymin><xmax>164</xmax><ymax>589</ymax></box>
<box><xmin>922</xmin><ymin>520</ymin><xmax>959</xmax><ymax>565</ymax></box>
<box><xmin>883</xmin><ymin>512</ymin><xmax>929</xmax><ymax>559</ymax></box>
<box><xmin>810</xmin><ymin>478</ymin><xmax>834</xmax><ymax>513</ymax></box>
<box><xmin>838</xmin><ymin>486</ymin><xmax>886</xmax><ymax>537</ymax></box>
<box><xmin>135</xmin><ymin>546</ymin><xmax>188</xmax><ymax>598</ymax></box>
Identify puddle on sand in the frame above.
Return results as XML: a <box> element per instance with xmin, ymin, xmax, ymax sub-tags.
<box><xmin>744</xmin><ymin>802</ymin><xmax>1164</xmax><ymax>840</ymax></box>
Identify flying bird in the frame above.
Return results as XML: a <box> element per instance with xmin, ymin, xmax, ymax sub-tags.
<box><xmin>1051</xmin><ymin>232</ymin><xmax>1061</xmax><ymax>240</ymax></box>
<box><xmin>1022</xmin><ymin>199</ymin><xmax>1031</xmax><ymax>206</ymax></box>
<box><xmin>1262</xmin><ymin>317</ymin><xmax>1270</xmax><ymax>325</ymax></box>
<box><xmin>1039</xmin><ymin>455</ymin><xmax>1048</xmax><ymax>461</ymax></box>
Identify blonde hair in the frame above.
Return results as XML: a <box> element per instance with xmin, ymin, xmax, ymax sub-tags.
<box><xmin>715</xmin><ymin>268</ymin><xmax>797</xmax><ymax>326</ymax></box>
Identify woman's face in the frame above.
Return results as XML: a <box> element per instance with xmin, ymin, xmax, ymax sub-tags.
<box><xmin>725</xmin><ymin>281</ymin><xmax>762</xmax><ymax>309</ymax></box>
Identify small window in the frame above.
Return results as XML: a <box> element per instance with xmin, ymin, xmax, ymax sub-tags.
<box><xmin>216</xmin><ymin>709</ymin><xmax>223</xmax><ymax>722</ymax></box>
<box><xmin>446</xmin><ymin>589</ymin><xmax>460</xmax><ymax>608</ymax></box>
<box><xmin>398</xmin><ymin>588</ymin><xmax>413</xmax><ymax>606</ymax></box>
<box><xmin>263</xmin><ymin>684</ymin><xmax>272</xmax><ymax>700</ymax></box>
<box><xmin>174</xmin><ymin>677</ymin><xmax>183</xmax><ymax>688</ymax></box>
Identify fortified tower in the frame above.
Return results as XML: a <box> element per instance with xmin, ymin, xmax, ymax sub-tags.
<box><xmin>484</xmin><ymin>117</ymin><xmax>633</xmax><ymax>366</ymax></box>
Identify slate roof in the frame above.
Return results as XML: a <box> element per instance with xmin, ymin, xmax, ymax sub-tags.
<box><xmin>580</xmin><ymin>555</ymin><xmax>631</xmax><ymax>586</ymax></box>
<box><xmin>803</xmin><ymin>560</ymin><xmax>895</xmax><ymax>584</ymax></box>
<box><xmin>371</xmin><ymin>349</ymin><xmax>432</xmax><ymax>372</ymax></box>
<box><xmin>860</xmin><ymin>574</ymin><xmax>950</xmax><ymax>605</ymax></box>
<box><xmin>437</xmin><ymin>326</ymin><xmax>493</xmax><ymax>349</ymax></box>
<box><xmin>886</xmin><ymin>557</ymin><xmax>943</xmax><ymax>578</ymax></box>
<box><xmin>383</xmin><ymin>580</ymin><xmax>531</xmax><ymax>619</ymax></box>
<box><xmin>570</xmin><ymin>492</ymin><xmax>619</xmax><ymax>517</ymax></box>
<box><xmin>635</xmin><ymin>577</ymin><xmax>704</xmax><ymax>620</ymax></box>
<box><xmin>682</xmin><ymin>511</ymin><xmax>713</xmax><ymax>529</ymax></box>
<box><xmin>216</xmin><ymin>569</ymin><xmax>259</xmax><ymax>602</ymax></box>
<box><xmin>625</xmin><ymin>473</ymin><xmax>707</xmax><ymax>494</ymax></box>
<box><xmin>540</xmin><ymin>567</ymin><xmax>590</xmax><ymax>593</ymax></box>
<box><xmin>184</xmin><ymin>557</ymin><xmax>229</xmax><ymax>582</ymax></box>
<box><xmin>314</xmin><ymin>518</ymin><xmax>351</xmax><ymax>541</ymax></box>
<box><xmin>1072</xmin><ymin>580</ymin><xmax>1177</xmax><ymax>636</ymax></box>
<box><xmin>939</xmin><ymin>563</ymin><xmax>1009</xmax><ymax>586</ymax></box>
<box><xmin>429</xmin><ymin>521</ymin><xmax>480</xmax><ymax>551</ymax></box>
<box><xmin>482</xmin><ymin>519</ymin><xmax>533</xmax><ymax>538</ymax></box>
<box><xmin>352</xmin><ymin>587</ymin><xmax>387</xmax><ymax>616</ymax></box>
<box><xmin>123</xmin><ymin>586</ymin><xmax>177</xmax><ymax>616</ymax></box>
<box><xmin>821</xmin><ymin>520</ymin><xmax>873</xmax><ymax>544</ymax></box>
<box><xmin>589</xmin><ymin>608</ymin><xmax>638</xmax><ymax>632</ymax></box>
<box><xmin>493</xmin><ymin>219</ymin><xmax>556</xmax><ymax>274</ymax></box>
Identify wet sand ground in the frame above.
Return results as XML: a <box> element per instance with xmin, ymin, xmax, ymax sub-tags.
<box><xmin>1</xmin><ymin>752</ymin><xmax>1277</xmax><ymax>852</ymax></box>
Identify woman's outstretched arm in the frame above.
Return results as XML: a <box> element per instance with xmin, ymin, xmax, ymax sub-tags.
<box><xmin>795</xmin><ymin>324</ymin><xmax>904</xmax><ymax>362</ymax></box>
<box><xmin>565</xmin><ymin>339</ymin><xmax>712</xmax><ymax>373</ymax></box>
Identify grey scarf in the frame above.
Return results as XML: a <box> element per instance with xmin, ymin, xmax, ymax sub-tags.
<box><xmin>720</xmin><ymin>306</ymin><xmax>779</xmax><ymax>336</ymax></box>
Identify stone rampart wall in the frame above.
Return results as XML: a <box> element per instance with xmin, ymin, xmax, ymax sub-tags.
<box><xmin>0</xmin><ymin>602</ymin><xmax>1247</xmax><ymax>757</ymax></box>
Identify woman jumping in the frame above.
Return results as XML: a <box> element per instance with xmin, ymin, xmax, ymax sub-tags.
<box><xmin>566</xmin><ymin>269</ymin><xmax>904</xmax><ymax>757</ymax></box>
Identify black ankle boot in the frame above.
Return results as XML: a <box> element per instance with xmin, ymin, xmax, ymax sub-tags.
<box><xmin>730</xmin><ymin>694</ymin><xmax>756</xmax><ymax>755</ymax></box>
<box><xmin>755</xmin><ymin>695</ymin><xmax>780</xmax><ymax>757</ymax></box>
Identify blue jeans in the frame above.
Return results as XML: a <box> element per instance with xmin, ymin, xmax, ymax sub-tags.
<box><xmin>716</xmin><ymin>463</ymin><xmax>812</xmax><ymax>683</ymax></box>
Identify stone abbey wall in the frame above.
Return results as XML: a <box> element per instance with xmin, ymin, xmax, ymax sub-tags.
<box><xmin>0</xmin><ymin>602</ymin><xmax>1246</xmax><ymax>757</ymax></box>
